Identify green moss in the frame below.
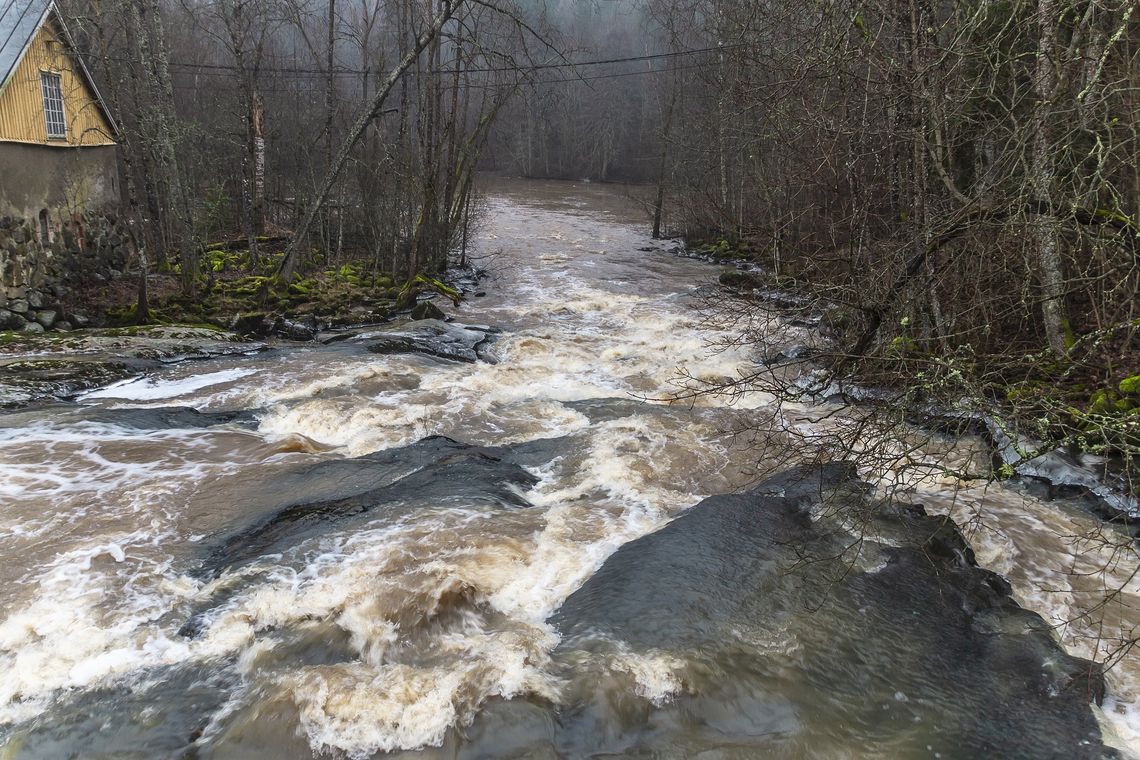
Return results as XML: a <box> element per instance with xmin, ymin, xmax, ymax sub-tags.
<box><xmin>1119</xmin><ymin>375</ymin><xmax>1140</xmax><ymax>395</ymax></box>
<box><xmin>419</xmin><ymin>274</ymin><xmax>460</xmax><ymax>299</ymax></box>
<box><xmin>1005</xmin><ymin>380</ymin><xmax>1045</xmax><ymax>403</ymax></box>
<box><xmin>105</xmin><ymin>304</ymin><xmax>138</xmax><ymax>325</ymax></box>
<box><xmin>1088</xmin><ymin>389</ymin><xmax>1117</xmax><ymax>415</ymax></box>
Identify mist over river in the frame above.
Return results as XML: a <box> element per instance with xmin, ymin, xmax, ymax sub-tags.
<box><xmin>1</xmin><ymin>179</ymin><xmax>1137</xmax><ymax>759</ymax></box>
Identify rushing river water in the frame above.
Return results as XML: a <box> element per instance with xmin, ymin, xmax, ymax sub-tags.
<box><xmin>0</xmin><ymin>178</ymin><xmax>1138</xmax><ymax>759</ymax></box>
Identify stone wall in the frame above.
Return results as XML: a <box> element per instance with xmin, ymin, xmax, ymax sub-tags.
<box><xmin>0</xmin><ymin>213</ymin><xmax>130</xmax><ymax>332</ymax></box>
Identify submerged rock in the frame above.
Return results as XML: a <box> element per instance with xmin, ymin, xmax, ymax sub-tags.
<box><xmin>191</xmin><ymin>436</ymin><xmax>537</xmax><ymax>583</ymax></box>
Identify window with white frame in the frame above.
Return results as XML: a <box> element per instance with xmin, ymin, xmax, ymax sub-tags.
<box><xmin>40</xmin><ymin>72</ymin><xmax>66</xmax><ymax>139</ymax></box>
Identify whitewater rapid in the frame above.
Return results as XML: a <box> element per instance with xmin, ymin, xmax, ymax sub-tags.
<box><xmin>0</xmin><ymin>178</ymin><xmax>1136</xmax><ymax>759</ymax></box>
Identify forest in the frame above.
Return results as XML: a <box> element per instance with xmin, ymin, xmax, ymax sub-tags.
<box><xmin>60</xmin><ymin>0</ymin><xmax>1139</xmax><ymax>469</ymax></box>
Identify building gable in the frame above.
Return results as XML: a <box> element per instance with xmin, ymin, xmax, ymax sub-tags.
<box><xmin>0</xmin><ymin>2</ymin><xmax>116</xmax><ymax>147</ymax></box>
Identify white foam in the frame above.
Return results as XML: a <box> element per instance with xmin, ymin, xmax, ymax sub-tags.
<box><xmin>0</xmin><ymin>534</ymin><xmax>197</xmax><ymax>724</ymax></box>
<box><xmin>81</xmin><ymin>368</ymin><xmax>260</xmax><ymax>401</ymax></box>
<box><xmin>609</xmin><ymin>645</ymin><xmax>687</xmax><ymax>705</ymax></box>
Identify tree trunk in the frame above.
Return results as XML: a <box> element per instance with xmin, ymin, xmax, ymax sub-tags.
<box><xmin>652</xmin><ymin>64</ymin><xmax>679</xmax><ymax>239</ymax></box>
<box><xmin>1032</xmin><ymin>0</ymin><xmax>1069</xmax><ymax>354</ymax></box>
<box><xmin>136</xmin><ymin>0</ymin><xmax>198</xmax><ymax>293</ymax></box>
<box><xmin>246</xmin><ymin>90</ymin><xmax>265</xmax><ymax>266</ymax></box>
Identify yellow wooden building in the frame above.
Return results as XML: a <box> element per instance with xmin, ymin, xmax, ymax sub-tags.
<box><xmin>0</xmin><ymin>0</ymin><xmax>119</xmax><ymax>223</ymax></box>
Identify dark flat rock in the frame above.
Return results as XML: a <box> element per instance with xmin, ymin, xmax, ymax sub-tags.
<box><xmin>358</xmin><ymin>319</ymin><xmax>498</xmax><ymax>363</ymax></box>
<box><xmin>192</xmin><ymin>436</ymin><xmax>537</xmax><ymax>582</ymax></box>
<box><xmin>545</xmin><ymin>464</ymin><xmax>1116</xmax><ymax>759</ymax></box>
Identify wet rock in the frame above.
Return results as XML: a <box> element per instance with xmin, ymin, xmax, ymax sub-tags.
<box><xmin>987</xmin><ymin>421</ymin><xmax>1139</xmax><ymax>523</ymax></box>
<box><xmin>361</xmin><ymin>319</ymin><xmax>496</xmax><ymax>363</ymax></box>
<box><xmin>191</xmin><ymin>436</ymin><xmax>538</xmax><ymax>582</ymax></box>
<box><xmin>89</xmin><ymin>406</ymin><xmax>257</xmax><ymax>431</ymax></box>
<box><xmin>26</xmin><ymin>290</ymin><xmax>44</xmax><ymax>309</ymax></box>
<box><xmin>0</xmin><ymin>358</ymin><xmax>133</xmax><ymax>407</ymax></box>
<box><xmin>548</xmin><ymin>464</ymin><xmax>1115</xmax><ymax>759</ymax></box>
<box><xmin>316</xmin><ymin>330</ymin><xmax>356</xmax><ymax>344</ymax></box>
<box><xmin>0</xmin><ymin>308</ymin><xmax>23</xmax><ymax>330</ymax></box>
<box><xmin>9</xmin><ymin>298</ymin><xmax>28</xmax><ymax>314</ymax></box>
<box><xmin>34</xmin><ymin>310</ymin><xmax>56</xmax><ymax>328</ymax></box>
<box><xmin>273</xmin><ymin>316</ymin><xmax>317</xmax><ymax>341</ymax></box>
<box><xmin>230</xmin><ymin>311</ymin><xmax>272</xmax><ymax>336</ymax></box>
<box><xmin>71</xmin><ymin>313</ymin><xmax>90</xmax><ymax>327</ymax></box>
<box><xmin>410</xmin><ymin>300</ymin><xmax>446</xmax><ymax>321</ymax></box>
<box><xmin>718</xmin><ymin>268</ymin><xmax>764</xmax><ymax>290</ymax></box>
<box><xmin>759</xmin><ymin>343</ymin><xmax>814</xmax><ymax>366</ymax></box>
<box><xmin>54</xmin><ymin>321</ymin><xmax>72</xmax><ymax>331</ymax></box>
<box><xmin>0</xmin><ymin>326</ymin><xmax>261</xmax><ymax>408</ymax></box>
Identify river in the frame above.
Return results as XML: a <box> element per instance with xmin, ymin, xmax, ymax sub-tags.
<box><xmin>0</xmin><ymin>178</ymin><xmax>1137</xmax><ymax>759</ymax></box>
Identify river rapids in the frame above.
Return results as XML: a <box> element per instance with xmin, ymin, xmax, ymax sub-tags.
<box><xmin>0</xmin><ymin>179</ymin><xmax>1138</xmax><ymax>759</ymax></box>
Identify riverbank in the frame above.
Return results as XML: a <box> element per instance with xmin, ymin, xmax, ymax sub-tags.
<box><xmin>693</xmin><ymin>237</ymin><xmax>1139</xmax><ymax>519</ymax></box>
<box><xmin>0</xmin><ymin>255</ymin><xmax>485</xmax><ymax>407</ymax></box>
<box><xmin>9</xmin><ymin>236</ymin><xmax>482</xmax><ymax>341</ymax></box>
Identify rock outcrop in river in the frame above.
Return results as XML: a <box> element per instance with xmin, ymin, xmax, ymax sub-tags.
<box><xmin>542</xmin><ymin>464</ymin><xmax>1114</xmax><ymax>759</ymax></box>
<box><xmin>0</xmin><ymin>326</ymin><xmax>260</xmax><ymax>407</ymax></box>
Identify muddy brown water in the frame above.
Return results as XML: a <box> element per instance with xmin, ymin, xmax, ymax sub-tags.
<box><xmin>0</xmin><ymin>178</ymin><xmax>1137</xmax><ymax>759</ymax></box>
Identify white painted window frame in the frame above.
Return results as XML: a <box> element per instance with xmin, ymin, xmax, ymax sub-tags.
<box><xmin>40</xmin><ymin>70</ymin><xmax>67</xmax><ymax>140</ymax></box>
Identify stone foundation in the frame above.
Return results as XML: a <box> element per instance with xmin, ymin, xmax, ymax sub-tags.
<box><xmin>0</xmin><ymin>213</ymin><xmax>130</xmax><ymax>332</ymax></box>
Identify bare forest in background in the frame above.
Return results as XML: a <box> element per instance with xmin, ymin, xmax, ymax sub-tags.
<box><xmin>64</xmin><ymin>0</ymin><xmax>547</xmax><ymax>296</ymax></box>
<box><xmin>61</xmin><ymin>0</ymin><xmax>1139</xmax><ymax>457</ymax></box>
<box><xmin>491</xmin><ymin>0</ymin><xmax>1140</xmax><ymax>473</ymax></box>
